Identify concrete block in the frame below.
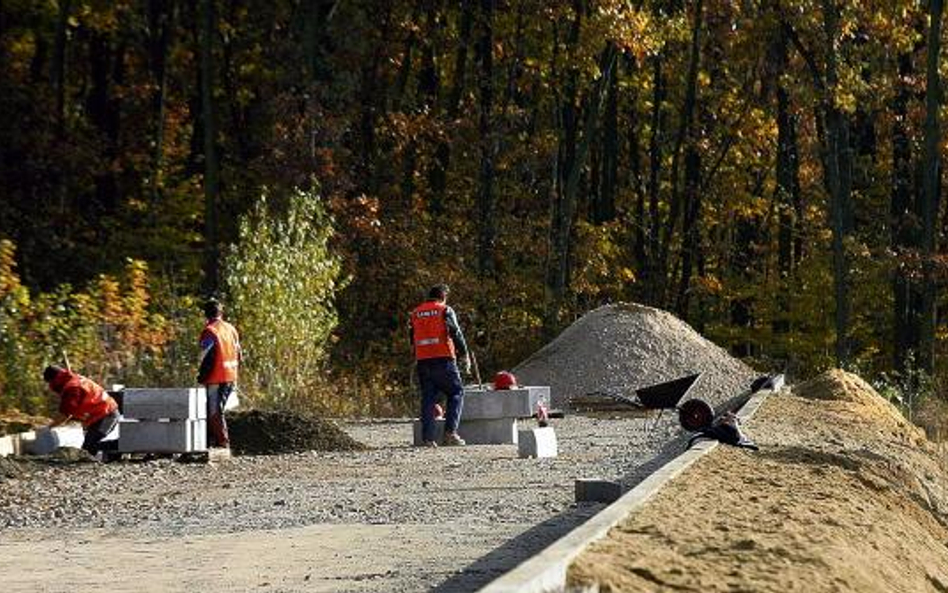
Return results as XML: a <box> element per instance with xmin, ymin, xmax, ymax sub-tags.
<box><xmin>26</xmin><ymin>426</ymin><xmax>85</xmax><ymax>455</ymax></box>
<box><xmin>122</xmin><ymin>388</ymin><xmax>207</xmax><ymax>420</ymax></box>
<box><xmin>575</xmin><ymin>478</ymin><xmax>623</xmax><ymax>504</ymax></box>
<box><xmin>0</xmin><ymin>435</ymin><xmax>13</xmax><ymax>457</ymax></box>
<box><xmin>462</xmin><ymin>386</ymin><xmax>551</xmax><ymax>420</ymax></box>
<box><xmin>11</xmin><ymin>431</ymin><xmax>34</xmax><ymax>455</ymax></box>
<box><xmin>517</xmin><ymin>426</ymin><xmax>558</xmax><ymax>458</ymax></box>
<box><xmin>462</xmin><ymin>418</ymin><xmax>519</xmax><ymax>445</ymax></box>
<box><xmin>118</xmin><ymin>419</ymin><xmax>207</xmax><ymax>453</ymax></box>
<box><xmin>412</xmin><ymin>417</ymin><xmax>519</xmax><ymax>445</ymax></box>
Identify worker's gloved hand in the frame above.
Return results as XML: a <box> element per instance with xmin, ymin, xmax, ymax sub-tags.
<box><xmin>462</xmin><ymin>356</ymin><xmax>472</xmax><ymax>375</ymax></box>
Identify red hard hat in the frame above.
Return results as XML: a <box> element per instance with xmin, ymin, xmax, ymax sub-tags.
<box><xmin>493</xmin><ymin>371</ymin><xmax>517</xmax><ymax>390</ymax></box>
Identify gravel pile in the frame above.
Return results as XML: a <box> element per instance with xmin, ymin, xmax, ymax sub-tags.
<box><xmin>228</xmin><ymin>409</ymin><xmax>367</xmax><ymax>455</ymax></box>
<box><xmin>514</xmin><ymin>303</ymin><xmax>758</xmax><ymax>410</ymax></box>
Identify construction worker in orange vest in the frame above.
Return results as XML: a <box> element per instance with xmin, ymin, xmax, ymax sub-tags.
<box><xmin>197</xmin><ymin>298</ymin><xmax>242</xmax><ymax>449</ymax></box>
<box><xmin>409</xmin><ymin>284</ymin><xmax>471</xmax><ymax>447</ymax></box>
<box><xmin>43</xmin><ymin>365</ymin><xmax>120</xmax><ymax>456</ymax></box>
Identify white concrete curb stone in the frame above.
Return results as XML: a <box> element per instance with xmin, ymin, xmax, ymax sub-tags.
<box><xmin>518</xmin><ymin>426</ymin><xmax>558</xmax><ymax>458</ymax></box>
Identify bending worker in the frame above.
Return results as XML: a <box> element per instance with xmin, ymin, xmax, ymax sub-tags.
<box><xmin>43</xmin><ymin>365</ymin><xmax>119</xmax><ymax>457</ymax></box>
<box><xmin>409</xmin><ymin>283</ymin><xmax>471</xmax><ymax>447</ymax></box>
<box><xmin>198</xmin><ymin>298</ymin><xmax>242</xmax><ymax>449</ymax></box>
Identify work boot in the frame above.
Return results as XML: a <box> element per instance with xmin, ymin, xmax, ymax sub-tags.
<box><xmin>442</xmin><ymin>432</ymin><xmax>466</xmax><ymax>446</ymax></box>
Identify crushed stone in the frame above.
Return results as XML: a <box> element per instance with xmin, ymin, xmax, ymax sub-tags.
<box><xmin>514</xmin><ymin>303</ymin><xmax>758</xmax><ymax>410</ymax></box>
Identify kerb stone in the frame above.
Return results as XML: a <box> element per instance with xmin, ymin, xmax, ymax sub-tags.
<box><xmin>462</xmin><ymin>386</ymin><xmax>550</xmax><ymax>420</ymax></box>
<box><xmin>118</xmin><ymin>419</ymin><xmax>207</xmax><ymax>453</ymax></box>
<box><xmin>122</xmin><ymin>388</ymin><xmax>207</xmax><ymax>420</ymax></box>
<box><xmin>574</xmin><ymin>478</ymin><xmax>623</xmax><ymax>503</ymax></box>
<box><xmin>412</xmin><ymin>417</ymin><xmax>519</xmax><ymax>445</ymax></box>
<box><xmin>517</xmin><ymin>426</ymin><xmax>558</xmax><ymax>458</ymax></box>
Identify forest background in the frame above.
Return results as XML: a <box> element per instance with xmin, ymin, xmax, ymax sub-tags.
<box><xmin>1</xmin><ymin>0</ymin><xmax>947</xmax><ymax>435</ymax></box>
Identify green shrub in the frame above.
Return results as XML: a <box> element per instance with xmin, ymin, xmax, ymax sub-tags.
<box><xmin>0</xmin><ymin>240</ymin><xmax>177</xmax><ymax>413</ymax></box>
<box><xmin>222</xmin><ymin>187</ymin><xmax>346</xmax><ymax>410</ymax></box>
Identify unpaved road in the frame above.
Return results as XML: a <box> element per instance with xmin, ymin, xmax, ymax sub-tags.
<box><xmin>0</xmin><ymin>413</ymin><xmax>684</xmax><ymax>592</ymax></box>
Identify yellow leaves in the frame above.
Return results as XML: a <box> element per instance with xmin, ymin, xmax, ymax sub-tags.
<box><xmin>592</xmin><ymin>1</ymin><xmax>669</xmax><ymax>63</ymax></box>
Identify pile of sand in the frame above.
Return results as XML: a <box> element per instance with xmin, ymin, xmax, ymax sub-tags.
<box><xmin>793</xmin><ymin>369</ymin><xmax>925</xmax><ymax>443</ymax></box>
<box><xmin>568</xmin><ymin>369</ymin><xmax>948</xmax><ymax>592</ymax></box>
<box><xmin>228</xmin><ymin>409</ymin><xmax>367</xmax><ymax>455</ymax></box>
<box><xmin>514</xmin><ymin>303</ymin><xmax>758</xmax><ymax>409</ymax></box>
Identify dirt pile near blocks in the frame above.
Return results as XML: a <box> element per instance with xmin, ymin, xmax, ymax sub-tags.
<box><xmin>568</xmin><ymin>369</ymin><xmax>948</xmax><ymax>592</ymax></box>
<box><xmin>514</xmin><ymin>303</ymin><xmax>758</xmax><ymax>409</ymax></box>
<box><xmin>228</xmin><ymin>409</ymin><xmax>368</xmax><ymax>455</ymax></box>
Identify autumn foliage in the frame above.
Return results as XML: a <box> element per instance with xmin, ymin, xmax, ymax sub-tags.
<box><xmin>1</xmin><ymin>1</ymin><xmax>948</xmax><ymax>424</ymax></box>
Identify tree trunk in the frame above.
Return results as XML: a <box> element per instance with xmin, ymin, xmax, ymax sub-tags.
<box><xmin>595</xmin><ymin>62</ymin><xmax>619</xmax><ymax>224</ymax></box>
<box><xmin>644</xmin><ymin>52</ymin><xmax>665</xmax><ymax>304</ymax></box>
<box><xmin>476</xmin><ymin>0</ymin><xmax>496</xmax><ymax>277</ymax></box>
<box><xmin>545</xmin><ymin>41</ymin><xmax>617</xmax><ymax>333</ymax></box>
<box><xmin>51</xmin><ymin>0</ymin><xmax>71</xmax><ymax>133</ymax></box>
<box><xmin>675</xmin><ymin>146</ymin><xmax>701</xmax><ymax>316</ymax></box>
<box><xmin>148</xmin><ymin>0</ymin><xmax>174</xmax><ymax>203</ymax></box>
<box><xmin>659</xmin><ymin>0</ymin><xmax>703</xmax><ymax>307</ymax></box>
<box><xmin>428</xmin><ymin>0</ymin><xmax>474</xmax><ymax>214</ymax></box>
<box><xmin>921</xmin><ymin>0</ymin><xmax>944</xmax><ymax>372</ymax></box>
<box><xmin>892</xmin><ymin>51</ymin><xmax>921</xmax><ymax>373</ymax></box>
<box><xmin>773</xmin><ymin>7</ymin><xmax>801</xmax><ymax>339</ymax></box>
<box><xmin>200</xmin><ymin>0</ymin><xmax>221</xmax><ymax>294</ymax></box>
<box><xmin>821</xmin><ymin>0</ymin><xmax>854</xmax><ymax>367</ymax></box>
<box><xmin>627</xmin><ymin>56</ymin><xmax>646</xmax><ymax>274</ymax></box>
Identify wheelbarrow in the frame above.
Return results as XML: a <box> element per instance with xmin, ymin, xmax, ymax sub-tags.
<box><xmin>582</xmin><ymin>372</ymin><xmax>706</xmax><ymax>436</ymax></box>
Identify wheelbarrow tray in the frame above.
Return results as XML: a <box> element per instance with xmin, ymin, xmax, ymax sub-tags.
<box><xmin>635</xmin><ymin>373</ymin><xmax>702</xmax><ymax>409</ymax></box>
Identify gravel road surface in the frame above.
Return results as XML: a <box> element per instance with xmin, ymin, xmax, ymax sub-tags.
<box><xmin>0</xmin><ymin>413</ymin><xmax>690</xmax><ymax>592</ymax></box>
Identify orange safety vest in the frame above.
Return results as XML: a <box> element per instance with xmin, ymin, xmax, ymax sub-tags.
<box><xmin>411</xmin><ymin>301</ymin><xmax>456</xmax><ymax>360</ymax></box>
<box><xmin>201</xmin><ymin>318</ymin><xmax>240</xmax><ymax>384</ymax></box>
<box><xmin>51</xmin><ymin>371</ymin><xmax>118</xmax><ymax>428</ymax></box>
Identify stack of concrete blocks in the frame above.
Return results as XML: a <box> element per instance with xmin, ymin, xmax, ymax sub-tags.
<box><xmin>413</xmin><ymin>385</ymin><xmax>551</xmax><ymax>446</ymax></box>
<box><xmin>119</xmin><ymin>388</ymin><xmax>207</xmax><ymax>453</ymax></box>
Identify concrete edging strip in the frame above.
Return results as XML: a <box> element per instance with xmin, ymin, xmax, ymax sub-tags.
<box><xmin>477</xmin><ymin>388</ymin><xmax>774</xmax><ymax>593</ymax></box>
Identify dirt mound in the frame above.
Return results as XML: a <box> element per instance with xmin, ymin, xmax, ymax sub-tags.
<box><xmin>514</xmin><ymin>303</ymin><xmax>757</xmax><ymax>409</ymax></box>
<box><xmin>793</xmin><ymin>369</ymin><xmax>923</xmax><ymax>440</ymax></box>
<box><xmin>228</xmin><ymin>409</ymin><xmax>367</xmax><ymax>455</ymax></box>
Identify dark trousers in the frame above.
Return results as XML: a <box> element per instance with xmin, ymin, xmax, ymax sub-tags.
<box><xmin>206</xmin><ymin>383</ymin><xmax>233</xmax><ymax>447</ymax></box>
<box><xmin>82</xmin><ymin>409</ymin><xmax>120</xmax><ymax>455</ymax></box>
<box><xmin>417</xmin><ymin>358</ymin><xmax>464</xmax><ymax>441</ymax></box>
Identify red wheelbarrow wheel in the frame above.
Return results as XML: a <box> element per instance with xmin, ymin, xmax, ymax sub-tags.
<box><xmin>678</xmin><ymin>398</ymin><xmax>714</xmax><ymax>431</ymax></box>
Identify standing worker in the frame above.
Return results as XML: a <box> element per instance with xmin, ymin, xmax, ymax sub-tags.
<box><xmin>43</xmin><ymin>365</ymin><xmax>120</xmax><ymax>457</ymax></box>
<box><xmin>409</xmin><ymin>284</ymin><xmax>471</xmax><ymax>447</ymax></box>
<box><xmin>198</xmin><ymin>298</ymin><xmax>242</xmax><ymax>449</ymax></box>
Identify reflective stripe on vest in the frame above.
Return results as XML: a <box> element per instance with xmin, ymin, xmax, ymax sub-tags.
<box><xmin>411</xmin><ymin>301</ymin><xmax>456</xmax><ymax>360</ymax></box>
<box><xmin>202</xmin><ymin>319</ymin><xmax>240</xmax><ymax>384</ymax></box>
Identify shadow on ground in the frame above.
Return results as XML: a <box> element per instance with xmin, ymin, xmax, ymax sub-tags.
<box><xmin>429</xmin><ymin>432</ymin><xmax>693</xmax><ymax>592</ymax></box>
<box><xmin>428</xmin><ymin>501</ymin><xmax>604</xmax><ymax>592</ymax></box>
